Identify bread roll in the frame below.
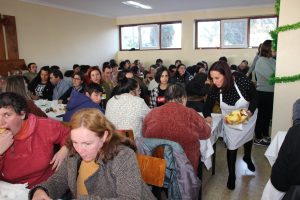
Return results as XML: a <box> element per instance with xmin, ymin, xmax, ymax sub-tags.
<box><xmin>225</xmin><ymin>109</ymin><xmax>248</xmax><ymax>125</ymax></box>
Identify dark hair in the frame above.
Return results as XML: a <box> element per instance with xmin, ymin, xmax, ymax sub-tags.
<box><xmin>119</xmin><ymin>61</ymin><xmax>126</xmax><ymax>70</ymax></box>
<box><xmin>219</xmin><ymin>56</ymin><xmax>228</xmax><ymax>63</ymax></box>
<box><xmin>241</xmin><ymin>60</ymin><xmax>248</xmax><ymax>65</ymax></box>
<box><xmin>175</xmin><ymin>60</ymin><xmax>182</xmax><ymax>65</ymax></box>
<box><xmin>67</xmin><ymin>108</ymin><xmax>136</xmax><ymax>162</ymax></box>
<box><xmin>50</xmin><ymin>65</ymin><xmax>60</xmax><ymax>70</ymax></box>
<box><xmin>73</xmin><ymin>64</ymin><xmax>80</xmax><ymax>70</ymax></box>
<box><xmin>155</xmin><ymin>66</ymin><xmax>170</xmax><ymax>83</ymax></box>
<box><xmin>131</xmin><ymin>66</ymin><xmax>139</xmax><ymax>75</ymax></box>
<box><xmin>50</xmin><ymin>68</ymin><xmax>63</xmax><ymax>79</ymax></box>
<box><xmin>208</xmin><ymin>61</ymin><xmax>233</xmax><ymax>92</ymax></box>
<box><xmin>0</xmin><ymin>92</ymin><xmax>27</xmax><ymax>115</ymax></box>
<box><xmin>31</xmin><ymin>66</ymin><xmax>50</xmax><ymax>85</ymax></box>
<box><xmin>260</xmin><ymin>40</ymin><xmax>272</xmax><ymax>58</ymax></box>
<box><xmin>230</xmin><ymin>64</ymin><xmax>237</xmax><ymax>71</ymax></box>
<box><xmin>27</xmin><ymin>63</ymin><xmax>36</xmax><ymax>69</ymax></box>
<box><xmin>195</xmin><ymin>62</ymin><xmax>205</xmax><ymax>73</ymax></box>
<box><xmin>85</xmin><ymin>83</ymin><xmax>103</xmax><ymax>95</ymax></box>
<box><xmin>134</xmin><ymin>59</ymin><xmax>139</xmax><ymax>65</ymax></box>
<box><xmin>102</xmin><ymin>64</ymin><xmax>112</xmax><ymax>73</ymax></box>
<box><xmin>64</xmin><ymin>70</ymin><xmax>74</xmax><ymax>77</ymax></box>
<box><xmin>156</xmin><ymin>58</ymin><xmax>163</xmax><ymax>65</ymax></box>
<box><xmin>80</xmin><ymin>65</ymin><xmax>90</xmax><ymax>74</ymax></box>
<box><xmin>164</xmin><ymin>83</ymin><xmax>186</xmax><ymax>103</ymax></box>
<box><xmin>115</xmin><ymin>78</ymin><xmax>138</xmax><ymax>96</ymax></box>
<box><xmin>117</xmin><ymin>68</ymin><xmax>133</xmax><ymax>84</ymax></box>
<box><xmin>168</xmin><ymin>64</ymin><xmax>176</xmax><ymax>72</ymax></box>
<box><xmin>109</xmin><ymin>59</ymin><xmax>117</xmax><ymax>66</ymax></box>
<box><xmin>72</xmin><ymin>71</ymin><xmax>85</xmax><ymax>81</ymax></box>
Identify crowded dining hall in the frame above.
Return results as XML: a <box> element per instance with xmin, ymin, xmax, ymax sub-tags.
<box><xmin>0</xmin><ymin>0</ymin><xmax>299</xmax><ymax>199</ymax></box>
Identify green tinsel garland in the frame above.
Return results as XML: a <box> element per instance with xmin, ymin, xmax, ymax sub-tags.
<box><xmin>268</xmin><ymin>0</ymin><xmax>300</xmax><ymax>84</ymax></box>
<box><xmin>269</xmin><ymin>73</ymin><xmax>300</xmax><ymax>85</ymax></box>
<box><xmin>270</xmin><ymin>22</ymin><xmax>300</xmax><ymax>51</ymax></box>
<box><xmin>275</xmin><ymin>0</ymin><xmax>280</xmax><ymax>15</ymax></box>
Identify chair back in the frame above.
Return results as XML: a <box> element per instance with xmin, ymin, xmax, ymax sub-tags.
<box><xmin>115</xmin><ymin>129</ymin><xmax>134</xmax><ymax>141</ymax></box>
<box><xmin>136</xmin><ymin>154</ymin><xmax>166</xmax><ymax>187</ymax></box>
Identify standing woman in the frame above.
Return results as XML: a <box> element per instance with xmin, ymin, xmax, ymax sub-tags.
<box><xmin>149</xmin><ymin>66</ymin><xmax>170</xmax><ymax>108</ymax></box>
<box><xmin>28</xmin><ymin>66</ymin><xmax>54</xmax><ymax>100</ymax></box>
<box><xmin>203</xmin><ymin>61</ymin><xmax>258</xmax><ymax>190</ymax></box>
<box><xmin>254</xmin><ymin>40</ymin><xmax>276</xmax><ymax>146</ymax></box>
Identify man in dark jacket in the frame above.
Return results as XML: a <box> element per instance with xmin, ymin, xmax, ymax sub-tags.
<box><xmin>271</xmin><ymin>98</ymin><xmax>300</xmax><ymax>192</ymax></box>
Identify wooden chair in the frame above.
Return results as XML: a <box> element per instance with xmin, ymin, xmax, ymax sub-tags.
<box><xmin>115</xmin><ymin>129</ymin><xmax>134</xmax><ymax>141</ymax></box>
<box><xmin>136</xmin><ymin>154</ymin><xmax>166</xmax><ymax>187</ymax></box>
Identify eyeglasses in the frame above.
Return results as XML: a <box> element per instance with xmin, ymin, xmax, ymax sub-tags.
<box><xmin>72</xmin><ymin>77</ymin><xmax>82</xmax><ymax>81</ymax></box>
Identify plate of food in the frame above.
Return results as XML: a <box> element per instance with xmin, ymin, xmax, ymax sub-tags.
<box><xmin>224</xmin><ymin>109</ymin><xmax>249</xmax><ymax>125</ymax></box>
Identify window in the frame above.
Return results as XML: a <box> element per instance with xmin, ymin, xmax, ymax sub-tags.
<box><xmin>249</xmin><ymin>17</ymin><xmax>278</xmax><ymax>47</ymax></box>
<box><xmin>196</xmin><ymin>16</ymin><xmax>277</xmax><ymax>49</ymax></box>
<box><xmin>120</xmin><ymin>26</ymin><xmax>139</xmax><ymax>50</ymax></box>
<box><xmin>161</xmin><ymin>23</ymin><xmax>182</xmax><ymax>48</ymax></box>
<box><xmin>140</xmin><ymin>24</ymin><xmax>159</xmax><ymax>49</ymax></box>
<box><xmin>197</xmin><ymin>21</ymin><xmax>220</xmax><ymax>48</ymax></box>
<box><xmin>221</xmin><ymin>19</ymin><xmax>248</xmax><ymax>48</ymax></box>
<box><xmin>120</xmin><ymin>22</ymin><xmax>182</xmax><ymax>50</ymax></box>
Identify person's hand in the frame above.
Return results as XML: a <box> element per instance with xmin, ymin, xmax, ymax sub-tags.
<box><xmin>205</xmin><ymin>116</ymin><xmax>212</xmax><ymax>127</ymax></box>
<box><xmin>32</xmin><ymin>189</ymin><xmax>52</xmax><ymax>200</ymax></box>
<box><xmin>50</xmin><ymin>145</ymin><xmax>68</xmax><ymax>171</ymax></box>
<box><xmin>246</xmin><ymin>110</ymin><xmax>253</xmax><ymax>118</ymax></box>
<box><xmin>205</xmin><ymin>79</ymin><xmax>211</xmax><ymax>85</ymax></box>
<box><xmin>0</xmin><ymin>130</ymin><xmax>14</xmax><ymax>155</ymax></box>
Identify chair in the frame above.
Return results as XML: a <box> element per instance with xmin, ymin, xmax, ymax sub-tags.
<box><xmin>136</xmin><ymin>154</ymin><xmax>166</xmax><ymax>187</ymax></box>
<box><xmin>115</xmin><ymin>129</ymin><xmax>134</xmax><ymax>141</ymax></box>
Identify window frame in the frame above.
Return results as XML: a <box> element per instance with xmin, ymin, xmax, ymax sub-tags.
<box><xmin>195</xmin><ymin>15</ymin><xmax>278</xmax><ymax>49</ymax></box>
<box><xmin>119</xmin><ymin>21</ymin><xmax>182</xmax><ymax>51</ymax></box>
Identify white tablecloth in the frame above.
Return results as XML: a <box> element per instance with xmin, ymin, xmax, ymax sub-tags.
<box><xmin>199</xmin><ymin>113</ymin><xmax>223</xmax><ymax>169</ymax></box>
<box><xmin>34</xmin><ymin>99</ymin><xmax>66</xmax><ymax>121</ymax></box>
<box><xmin>0</xmin><ymin>181</ymin><xmax>29</xmax><ymax>200</ymax></box>
<box><xmin>264</xmin><ymin>131</ymin><xmax>287</xmax><ymax>166</ymax></box>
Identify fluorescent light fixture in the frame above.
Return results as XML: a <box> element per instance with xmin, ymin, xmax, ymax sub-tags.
<box><xmin>122</xmin><ymin>1</ymin><xmax>152</xmax><ymax>9</ymax></box>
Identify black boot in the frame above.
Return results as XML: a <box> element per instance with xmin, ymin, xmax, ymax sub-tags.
<box><xmin>243</xmin><ymin>140</ymin><xmax>255</xmax><ymax>172</ymax></box>
<box><xmin>227</xmin><ymin>149</ymin><xmax>237</xmax><ymax>190</ymax></box>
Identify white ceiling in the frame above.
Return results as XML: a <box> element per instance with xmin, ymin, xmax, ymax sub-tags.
<box><xmin>20</xmin><ymin>0</ymin><xmax>275</xmax><ymax>18</ymax></box>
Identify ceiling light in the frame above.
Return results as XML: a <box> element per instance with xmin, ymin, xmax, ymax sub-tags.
<box><xmin>122</xmin><ymin>1</ymin><xmax>152</xmax><ymax>9</ymax></box>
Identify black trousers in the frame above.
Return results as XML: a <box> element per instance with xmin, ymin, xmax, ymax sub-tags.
<box><xmin>255</xmin><ymin>91</ymin><xmax>274</xmax><ymax>139</ymax></box>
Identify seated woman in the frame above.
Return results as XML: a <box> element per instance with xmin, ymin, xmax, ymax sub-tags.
<box><xmin>4</xmin><ymin>75</ymin><xmax>47</xmax><ymax>118</ymax></box>
<box><xmin>143</xmin><ymin>84</ymin><xmax>211</xmax><ymax>173</ymax></box>
<box><xmin>149</xmin><ymin>66</ymin><xmax>170</xmax><ymax>108</ymax></box>
<box><xmin>29</xmin><ymin>108</ymin><xmax>155</xmax><ymax>200</ymax></box>
<box><xmin>87</xmin><ymin>66</ymin><xmax>111</xmax><ymax>104</ymax></box>
<box><xmin>186</xmin><ymin>63</ymin><xmax>211</xmax><ymax>112</ymax></box>
<box><xmin>0</xmin><ymin>92</ymin><xmax>70</xmax><ymax>188</ymax></box>
<box><xmin>170</xmin><ymin>64</ymin><xmax>193</xmax><ymax>87</ymax></box>
<box><xmin>59</xmin><ymin>71</ymin><xmax>85</xmax><ymax>104</ymax></box>
<box><xmin>106</xmin><ymin>78</ymin><xmax>150</xmax><ymax>139</ymax></box>
<box><xmin>271</xmin><ymin>98</ymin><xmax>300</xmax><ymax>192</ymax></box>
<box><xmin>28</xmin><ymin>66</ymin><xmax>54</xmax><ymax>100</ymax></box>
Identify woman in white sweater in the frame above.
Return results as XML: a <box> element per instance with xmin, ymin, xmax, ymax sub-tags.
<box><xmin>105</xmin><ymin>78</ymin><xmax>150</xmax><ymax>139</ymax></box>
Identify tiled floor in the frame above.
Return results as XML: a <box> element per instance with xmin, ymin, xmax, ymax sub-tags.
<box><xmin>201</xmin><ymin>140</ymin><xmax>271</xmax><ymax>200</ymax></box>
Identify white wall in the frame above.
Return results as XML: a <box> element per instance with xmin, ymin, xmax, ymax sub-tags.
<box><xmin>271</xmin><ymin>0</ymin><xmax>300</xmax><ymax>135</ymax></box>
<box><xmin>0</xmin><ymin>0</ymin><xmax>118</xmax><ymax>70</ymax></box>
<box><xmin>116</xmin><ymin>6</ymin><xmax>275</xmax><ymax>68</ymax></box>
